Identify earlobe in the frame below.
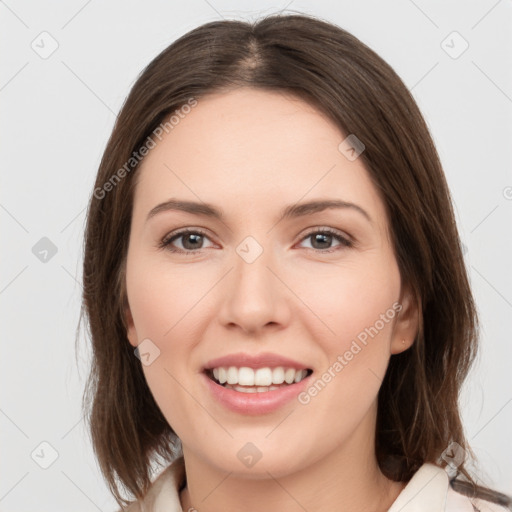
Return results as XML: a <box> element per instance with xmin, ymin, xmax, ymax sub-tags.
<box><xmin>391</xmin><ymin>285</ymin><xmax>420</xmax><ymax>355</ymax></box>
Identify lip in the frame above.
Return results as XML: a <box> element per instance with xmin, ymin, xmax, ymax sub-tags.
<box><xmin>201</xmin><ymin>371</ymin><xmax>312</xmax><ymax>415</ymax></box>
<box><xmin>203</xmin><ymin>352</ymin><xmax>311</xmax><ymax>371</ymax></box>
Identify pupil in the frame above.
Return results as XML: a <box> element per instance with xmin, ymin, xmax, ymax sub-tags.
<box><xmin>184</xmin><ymin>234</ymin><xmax>202</xmax><ymax>250</ymax></box>
<box><xmin>313</xmin><ymin>233</ymin><xmax>331</xmax><ymax>249</ymax></box>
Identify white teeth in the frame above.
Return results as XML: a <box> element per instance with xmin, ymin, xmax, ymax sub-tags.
<box><xmin>229</xmin><ymin>385</ymin><xmax>257</xmax><ymax>393</ymax></box>
<box><xmin>238</xmin><ymin>367</ymin><xmax>254</xmax><ymax>386</ymax></box>
<box><xmin>226</xmin><ymin>367</ymin><xmax>238</xmax><ymax>385</ymax></box>
<box><xmin>210</xmin><ymin>366</ymin><xmax>309</xmax><ymax>387</ymax></box>
<box><xmin>284</xmin><ymin>368</ymin><xmax>296</xmax><ymax>384</ymax></box>
<box><xmin>272</xmin><ymin>367</ymin><xmax>285</xmax><ymax>384</ymax></box>
<box><xmin>225</xmin><ymin>384</ymin><xmax>284</xmax><ymax>393</ymax></box>
<box><xmin>255</xmin><ymin>368</ymin><xmax>272</xmax><ymax>386</ymax></box>
<box><xmin>218</xmin><ymin>367</ymin><xmax>227</xmax><ymax>384</ymax></box>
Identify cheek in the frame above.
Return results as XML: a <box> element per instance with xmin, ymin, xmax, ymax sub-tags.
<box><xmin>295</xmin><ymin>256</ymin><xmax>401</xmax><ymax>357</ymax></box>
<box><xmin>126</xmin><ymin>253</ymin><xmax>211</xmax><ymax>343</ymax></box>
<box><xmin>125</xmin><ymin>258</ymin><xmax>212</xmax><ymax>423</ymax></box>
<box><xmin>127</xmin><ymin>272</ymin><xmax>205</xmax><ymax>435</ymax></box>
<box><xmin>294</xmin><ymin>269</ymin><xmax>400</xmax><ymax>440</ymax></box>
<box><xmin>292</xmin><ymin>256</ymin><xmax>401</xmax><ymax>428</ymax></box>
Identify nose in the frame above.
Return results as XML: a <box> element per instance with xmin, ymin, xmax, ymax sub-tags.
<box><xmin>217</xmin><ymin>241</ymin><xmax>291</xmax><ymax>335</ymax></box>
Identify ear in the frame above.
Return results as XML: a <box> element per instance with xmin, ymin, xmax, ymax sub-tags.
<box><xmin>125</xmin><ymin>304</ymin><xmax>139</xmax><ymax>348</ymax></box>
<box><xmin>390</xmin><ymin>283</ymin><xmax>420</xmax><ymax>355</ymax></box>
<box><xmin>119</xmin><ymin>259</ymin><xmax>139</xmax><ymax>348</ymax></box>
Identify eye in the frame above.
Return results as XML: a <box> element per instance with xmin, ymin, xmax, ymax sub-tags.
<box><xmin>158</xmin><ymin>226</ymin><xmax>354</xmax><ymax>255</ymax></box>
<box><xmin>297</xmin><ymin>228</ymin><xmax>353</xmax><ymax>253</ymax></box>
<box><xmin>158</xmin><ymin>228</ymin><xmax>215</xmax><ymax>255</ymax></box>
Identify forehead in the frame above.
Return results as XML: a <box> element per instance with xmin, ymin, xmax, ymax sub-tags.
<box><xmin>132</xmin><ymin>87</ymin><xmax>387</xmax><ymax>229</ymax></box>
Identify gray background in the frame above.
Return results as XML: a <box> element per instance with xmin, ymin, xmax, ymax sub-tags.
<box><xmin>1</xmin><ymin>1</ymin><xmax>511</xmax><ymax>510</ymax></box>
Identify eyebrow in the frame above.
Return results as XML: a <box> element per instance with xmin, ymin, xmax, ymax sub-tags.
<box><xmin>146</xmin><ymin>198</ymin><xmax>372</xmax><ymax>224</ymax></box>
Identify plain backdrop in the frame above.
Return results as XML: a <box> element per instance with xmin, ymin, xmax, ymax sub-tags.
<box><xmin>1</xmin><ymin>1</ymin><xmax>511</xmax><ymax>510</ymax></box>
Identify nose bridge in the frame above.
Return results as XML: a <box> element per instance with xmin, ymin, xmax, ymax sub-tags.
<box><xmin>233</xmin><ymin>233</ymin><xmax>274</xmax><ymax>299</ymax></box>
<box><xmin>219</xmin><ymin>233</ymin><xmax>286</xmax><ymax>332</ymax></box>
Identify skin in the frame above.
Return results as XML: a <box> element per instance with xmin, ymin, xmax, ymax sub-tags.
<box><xmin>124</xmin><ymin>87</ymin><xmax>419</xmax><ymax>512</ymax></box>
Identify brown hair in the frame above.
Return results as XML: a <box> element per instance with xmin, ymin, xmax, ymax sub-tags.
<box><xmin>78</xmin><ymin>12</ymin><xmax>511</xmax><ymax>510</ymax></box>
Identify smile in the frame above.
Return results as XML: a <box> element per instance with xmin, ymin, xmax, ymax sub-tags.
<box><xmin>206</xmin><ymin>366</ymin><xmax>313</xmax><ymax>393</ymax></box>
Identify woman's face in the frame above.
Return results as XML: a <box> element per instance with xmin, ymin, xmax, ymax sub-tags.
<box><xmin>124</xmin><ymin>87</ymin><xmax>418</xmax><ymax>477</ymax></box>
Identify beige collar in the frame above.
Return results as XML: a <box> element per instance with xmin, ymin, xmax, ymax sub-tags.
<box><xmin>137</xmin><ymin>457</ymin><xmax>479</xmax><ymax>512</ymax></box>
<box><xmin>388</xmin><ymin>462</ymin><xmax>450</xmax><ymax>511</ymax></box>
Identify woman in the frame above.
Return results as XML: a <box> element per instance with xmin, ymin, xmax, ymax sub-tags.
<box><xmin>80</xmin><ymin>13</ymin><xmax>512</xmax><ymax>512</ymax></box>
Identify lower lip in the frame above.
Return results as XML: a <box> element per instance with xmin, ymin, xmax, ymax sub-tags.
<box><xmin>202</xmin><ymin>372</ymin><xmax>311</xmax><ymax>415</ymax></box>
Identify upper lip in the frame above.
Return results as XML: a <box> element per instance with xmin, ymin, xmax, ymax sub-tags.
<box><xmin>203</xmin><ymin>352</ymin><xmax>312</xmax><ymax>371</ymax></box>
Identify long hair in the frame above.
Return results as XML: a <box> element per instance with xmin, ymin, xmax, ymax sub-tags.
<box><xmin>78</xmin><ymin>12</ymin><xmax>510</xmax><ymax>509</ymax></box>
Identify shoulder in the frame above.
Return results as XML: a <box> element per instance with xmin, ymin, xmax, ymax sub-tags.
<box><xmin>116</xmin><ymin>456</ymin><xmax>186</xmax><ymax>512</ymax></box>
<box><xmin>388</xmin><ymin>463</ymin><xmax>511</xmax><ymax>512</ymax></box>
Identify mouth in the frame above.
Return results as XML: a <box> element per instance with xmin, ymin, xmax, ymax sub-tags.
<box><xmin>204</xmin><ymin>366</ymin><xmax>314</xmax><ymax>393</ymax></box>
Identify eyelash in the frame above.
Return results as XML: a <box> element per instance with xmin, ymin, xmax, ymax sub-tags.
<box><xmin>158</xmin><ymin>227</ymin><xmax>354</xmax><ymax>256</ymax></box>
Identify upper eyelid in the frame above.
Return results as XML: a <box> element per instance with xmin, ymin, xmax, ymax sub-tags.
<box><xmin>162</xmin><ymin>228</ymin><xmax>214</xmax><ymax>246</ymax></box>
<box><xmin>299</xmin><ymin>226</ymin><xmax>352</xmax><ymax>239</ymax></box>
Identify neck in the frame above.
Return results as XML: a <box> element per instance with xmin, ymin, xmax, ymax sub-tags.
<box><xmin>179</xmin><ymin>411</ymin><xmax>405</xmax><ymax>512</ymax></box>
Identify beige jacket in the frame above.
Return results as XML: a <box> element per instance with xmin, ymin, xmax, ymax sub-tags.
<box><xmin>119</xmin><ymin>457</ymin><xmax>510</xmax><ymax>512</ymax></box>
